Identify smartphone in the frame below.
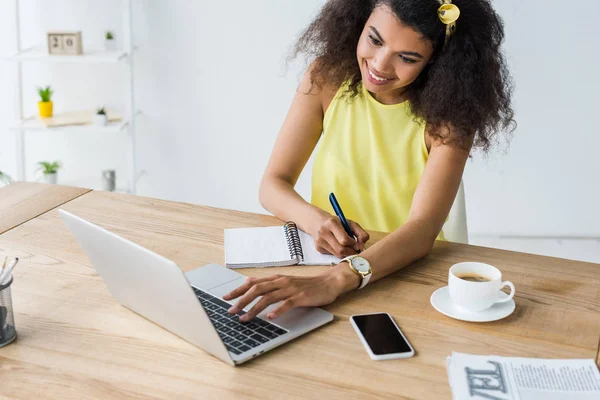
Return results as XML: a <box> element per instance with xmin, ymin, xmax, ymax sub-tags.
<box><xmin>350</xmin><ymin>312</ymin><xmax>415</xmax><ymax>360</ymax></box>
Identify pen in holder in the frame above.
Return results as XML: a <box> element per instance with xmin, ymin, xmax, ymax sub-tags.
<box><xmin>0</xmin><ymin>275</ymin><xmax>17</xmax><ymax>348</ymax></box>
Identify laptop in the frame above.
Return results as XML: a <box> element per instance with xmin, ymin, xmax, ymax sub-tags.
<box><xmin>58</xmin><ymin>209</ymin><xmax>334</xmax><ymax>366</ymax></box>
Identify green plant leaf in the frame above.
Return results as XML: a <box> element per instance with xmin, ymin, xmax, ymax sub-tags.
<box><xmin>36</xmin><ymin>160</ymin><xmax>62</xmax><ymax>174</ymax></box>
<box><xmin>37</xmin><ymin>85</ymin><xmax>53</xmax><ymax>102</ymax></box>
<box><xmin>0</xmin><ymin>171</ymin><xmax>13</xmax><ymax>185</ymax></box>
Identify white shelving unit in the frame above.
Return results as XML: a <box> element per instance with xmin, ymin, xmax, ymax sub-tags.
<box><xmin>10</xmin><ymin>46</ymin><xmax>131</xmax><ymax>63</ymax></box>
<box><xmin>6</xmin><ymin>0</ymin><xmax>140</xmax><ymax>194</ymax></box>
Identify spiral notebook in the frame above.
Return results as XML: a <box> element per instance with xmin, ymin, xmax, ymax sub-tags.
<box><xmin>224</xmin><ymin>222</ymin><xmax>341</xmax><ymax>268</ymax></box>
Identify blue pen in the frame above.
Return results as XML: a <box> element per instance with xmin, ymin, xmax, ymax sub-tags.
<box><xmin>329</xmin><ymin>192</ymin><xmax>357</xmax><ymax>241</ymax></box>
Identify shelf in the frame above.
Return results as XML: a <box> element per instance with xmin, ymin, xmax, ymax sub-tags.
<box><xmin>10</xmin><ymin>110</ymin><xmax>142</xmax><ymax>133</ymax></box>
<box><xmin>51</xmin><ymin>177</ymin><xmax>131</xmax><ymax>194</ymax></box>
<box><xmin>10</xmin><ymin>118</ymin><xmax>130</xmax><ymax>133</ymax></box>
<box><xmin>5</xmin><ymin>46</ymin><xmax>131</xmax><ymax>63</ymax></box>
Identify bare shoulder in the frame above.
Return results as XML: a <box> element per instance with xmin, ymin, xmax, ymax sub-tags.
<box><xmin>424</xmin><ymin>123</ymin><xmax>474</xmax><ymax>155</ymax></box>
<box><xmin>297</xmin><ymin>62</ymin><xmax>340</xmax><ymax>116</ymax></box>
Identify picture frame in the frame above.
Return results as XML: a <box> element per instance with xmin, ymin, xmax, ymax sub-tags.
<box><xmin>47</xmin><ymin>31</ymin><xmax>83</xmax><ymax>55</ymax></box>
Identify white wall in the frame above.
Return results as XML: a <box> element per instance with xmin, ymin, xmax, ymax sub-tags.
<box><xmin>132</xmin><ymin>0</ymin><xmax>327</xmax><ymax>207</ymax></box>
<box><xmin>464</xmin><ymin>0</ymin><xmax>600</xmax><ymax>238</ymax></box>
<box><xmin>1</xmin><ymin>1</ymin><xmax>599</xmax><ymax>245</ymax></box>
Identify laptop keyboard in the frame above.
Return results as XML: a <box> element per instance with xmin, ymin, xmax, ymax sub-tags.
<box><xmin>192</xmin><ymin>287</ymin><xmax>288</xmax><ymax>355</ymax></box>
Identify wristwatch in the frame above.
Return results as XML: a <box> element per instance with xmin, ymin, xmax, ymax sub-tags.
<box><xmin>340</xmin><ymin>254</ymin><xmax>372</xmax><ymax>290</ymax></box>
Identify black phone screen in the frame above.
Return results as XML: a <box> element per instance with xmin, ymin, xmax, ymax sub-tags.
<box><xmin>352</xmin><ymin>313</ymin><xmax>412</xmax><ymax>355</ymax></box>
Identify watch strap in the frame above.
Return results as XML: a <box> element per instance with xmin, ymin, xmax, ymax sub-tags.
<box><xmin>357</xmin><ymin>271</ymin><xmax>371</xmax><ymax>290</ymax></box>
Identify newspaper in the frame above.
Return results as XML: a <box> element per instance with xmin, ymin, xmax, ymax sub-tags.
<box><xmin>446</xmin><ymin>352</ymin><xmax>600</xmax><ymax>400</ymax></box>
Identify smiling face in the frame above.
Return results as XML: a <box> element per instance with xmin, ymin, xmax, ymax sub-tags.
<box><xmin>356</xmin><ymin>5</ymin><xmax>435</xmax><ymax>105</ymax></box>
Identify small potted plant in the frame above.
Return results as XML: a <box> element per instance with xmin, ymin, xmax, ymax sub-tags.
<box><xmin>37</xmin><ymin>86</ymin><xmax>53</xmax><ymax>118</ymax></box>
<box><xmin>93</xmin><ymin>107</ymin><xmax>108</xmax><ymax>126</ymax></box>
<box><xmin>0</xmin><ymin>171</ymin><xmax>13</xmax><ymax>187</ymax></box>
<box><xmin>104</xmin><ymin>31</ymin><xmax>116</xmax><ymax>51</ymax></box>
<box><xmin>36</xmin><ymin>161</ymin><xmax>62</xmax><ymax>184</ymax></box>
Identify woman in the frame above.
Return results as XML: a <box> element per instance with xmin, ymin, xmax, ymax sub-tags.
<box><xmin>225</xmin><ymin>0</ymin><xmax>514</xmax><ymax>322</ymax></box>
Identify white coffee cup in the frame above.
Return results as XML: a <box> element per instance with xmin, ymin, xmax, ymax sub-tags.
<box><xmin>448</xmin><ymin>262</ymin><xmax>515</xmax><ymax>312</ymax></box>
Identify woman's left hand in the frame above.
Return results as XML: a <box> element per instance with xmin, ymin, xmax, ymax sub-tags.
<box><xmin>223</xmin><ymin>264</ymin><xmax>359</xmax><ymax>322</ymax></box>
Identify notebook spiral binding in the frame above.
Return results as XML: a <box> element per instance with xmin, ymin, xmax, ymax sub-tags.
<box><xmin>283</xmin><ymin>221</ymin><xmax>304</xmax><ymax>262</ymax></box>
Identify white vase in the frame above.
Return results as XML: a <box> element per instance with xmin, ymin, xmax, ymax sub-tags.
<box><xmin>102</xmin><ymin>169</ymin><xmax>116</xmax><ymax>192</ymax></box>
<box><xmin>104</xmin><ymin>39</ymin><xmax>117</xmax><ymax>51</ymax></box>
<box><xmin>93</xmin><ymin>114</ymin><xmax>108</xmax><ymax>126</ymax></box>
<box><xmin>44</xmin><ymin>172</ymin><xmax>57</xmax><ymax>184</ymax></box>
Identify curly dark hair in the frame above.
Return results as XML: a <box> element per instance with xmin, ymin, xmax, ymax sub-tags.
<box><xmin>292</xmin><ymin>0</ymin><xmax>515</xmax><ymax>151</ymax></box>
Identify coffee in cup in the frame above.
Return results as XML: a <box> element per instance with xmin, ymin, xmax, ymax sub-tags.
<box><xmin>454</xmin><ymin>273</ymin><xmax>492</xmax><ymax>283</ymax></box>
<box><xmin>448</xmin><ymin>262</ymin><xmax>515</xmax><ymax>312</ymax></box>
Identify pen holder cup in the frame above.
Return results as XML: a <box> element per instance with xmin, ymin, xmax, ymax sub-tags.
<box><xmin>0</xmin><ymin>276</ymin><xmax>17</xmax><ymax>348</ymax></box>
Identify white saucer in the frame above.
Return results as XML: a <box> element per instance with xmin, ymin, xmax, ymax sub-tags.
<box><xmin>430</xmin><ymin>286</ymin><xmax>515</xmax><ymax>322</ymax></box>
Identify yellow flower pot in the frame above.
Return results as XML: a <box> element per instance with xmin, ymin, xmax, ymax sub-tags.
<box><xmin>38</xmin><ymin>101</ymin><xmax>53</xmax><ymax>118</ymax></box>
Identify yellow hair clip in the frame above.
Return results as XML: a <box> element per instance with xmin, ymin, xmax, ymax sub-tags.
<box><xmin>438</xmin><ymin>0</ymin><xmax>460</xmax><ymax>46</ymax></box>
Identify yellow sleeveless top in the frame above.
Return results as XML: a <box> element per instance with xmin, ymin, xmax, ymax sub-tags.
<box><xmin>311</xmin><ymin>84</ymin><xmax>446</xmax><ymax>240</ymax></box>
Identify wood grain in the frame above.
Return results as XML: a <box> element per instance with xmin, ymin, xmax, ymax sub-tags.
<box><xmin>0</xmin><ymin>182</ymin><xmax>90</xmax><ymax>234</ymax></box>
<box><xmin>0</xmin><ymin>190</ymin><xmax>598</xmax><ymax>399</ymax></box>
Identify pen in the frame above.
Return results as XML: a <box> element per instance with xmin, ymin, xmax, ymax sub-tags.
<box><xmin>0</xmin><ymin>257</ymin><xmax>6</xmax><ymax>282</ymax></box>
<box><xmin>329</xmin><ymin>192</ymin><xmax>357</xmax><ymax>241</ymax></box>
<box><xmin>0</xmin><ymin>257</ymin><xmax>18</xmax><ymax>285</ymax></box>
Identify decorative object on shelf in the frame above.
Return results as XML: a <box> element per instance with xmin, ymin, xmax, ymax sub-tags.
<box><xmin>36</xmin><ymin>161</ymin><xmax>62</xmax><ymax>184</ymax></box>
<box><xmin>47</xmin><ymin>31</ymin><xmax>83</xmax><ymax>55</ymax></box>
<box><xmin>0</xmin><ymin>171</ymin><xmax>13</xmax><ymax>187</ymax></box>
<box><xmin>37</xmin><ymin>86</ymin><xmax>54</xmax><ymax>118</ymax></box>
<box><xmin>93</xmin><ymin>107</ymin><xmax>108</xmax><ymax>126</ymax></box>
<box><xmin>102</xmin><ymin>169</ymin><xmax>116</xmax><ymax>192</ymax></box>
<box><xmin>104</xmin><ymin>31</ymin><xmax>116</xmax><ymax>51</ymax></box>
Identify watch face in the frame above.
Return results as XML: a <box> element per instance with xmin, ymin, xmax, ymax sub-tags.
<box><xmin>351</xmin><ymin>257</ymin><xmax>370</xmax><ymax>273</ymax></box>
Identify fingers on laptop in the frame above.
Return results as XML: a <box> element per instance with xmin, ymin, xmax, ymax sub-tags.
<box><xmin>223</xmin><ymin>276</ymin><xmax>270</xmax><ymax>301</ymax></box>
<box><xmin>224</xmin><ymin>275</ymin><xmax>296</xmax><ymax>322</ymax></box>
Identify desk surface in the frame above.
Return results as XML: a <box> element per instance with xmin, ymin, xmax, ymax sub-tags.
<box><xmin>0</xmin><ymin>186</ymin><xmax>599</xmax><ymax>399</ymax></box>
<box><xmin>0</xmin><ymin>182</ymin><xmax>90</xmax><ymax>235</ymax></box>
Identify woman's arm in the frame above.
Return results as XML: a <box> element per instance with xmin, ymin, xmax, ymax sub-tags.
<box><xmin>354</xmin><ymin>137</ymin><xmax>471</xmax><ymax>285</ymax></box>
<box><xmin>259</xmin><ymin>67</ymin><xmax>368</xmax><ymax>257</ymax></box>
<box><xmin>259</xmin><ymin>67</ymin><xmax>327</xmax><ymax>234</ymax></box>
<box><xmin>225</xmin><ymin>136</ymin><xmax>472</xmax><ymax>321</ymax></box>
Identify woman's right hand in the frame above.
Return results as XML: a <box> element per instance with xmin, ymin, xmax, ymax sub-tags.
<box><xmin>310</xmin><ymin>214</ymin><xmax>370</xmax><ymax>258</ymax></box>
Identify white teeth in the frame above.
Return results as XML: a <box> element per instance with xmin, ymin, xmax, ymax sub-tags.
<box><xmin>368</xmin><ymin>68</ymin><xmax>388</xmax><ymax>82</ymax></box>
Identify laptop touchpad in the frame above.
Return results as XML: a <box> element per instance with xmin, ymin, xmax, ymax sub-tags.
<box><xmin>186</xmin><ymin>263</ymin><xmax>245</xmax><ymax>291</ymax></box>
<box><xmin>186</xmin><ymin>264</ymin><xmax>272</xmax><ymax>313</ymax></box>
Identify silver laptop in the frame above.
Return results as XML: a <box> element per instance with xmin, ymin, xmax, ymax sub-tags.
<box><xmin>58</xmin><ymin>209</ymin><xmax>333</xmax><ymax>366</ymax></box>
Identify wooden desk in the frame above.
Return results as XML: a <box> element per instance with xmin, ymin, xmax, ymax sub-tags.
<box><xmin>0</xmin><ymin>189</ymin><xmax>599</xmax><ymax>399</ymax></box>
<box><xmin>0</xmin><ymin>182</ymin><xmax>90</xmax><ymax>234</ymax></box>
